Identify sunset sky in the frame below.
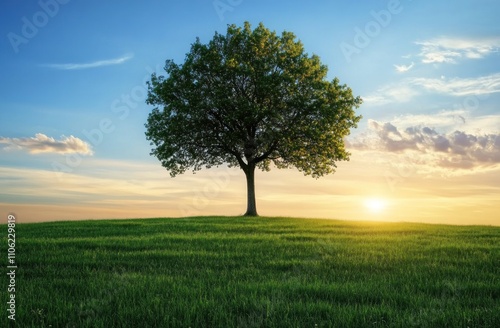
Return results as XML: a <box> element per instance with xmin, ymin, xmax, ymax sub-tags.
<box><xmin>1</xmin><ymin>0</ymin><xmax>499</xmax><ymax>225</ymax></box>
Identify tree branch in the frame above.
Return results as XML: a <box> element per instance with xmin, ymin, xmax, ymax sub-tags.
<box><xmin>254</xmin><ymin>140</ymin><xmax>279</xmax><ymax>164</ymax></box>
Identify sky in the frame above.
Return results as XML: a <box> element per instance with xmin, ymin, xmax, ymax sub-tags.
<box><xmin>0</xmin><ymin>0</ymin><xmax>499</xmax><ymax>225</ymax></box>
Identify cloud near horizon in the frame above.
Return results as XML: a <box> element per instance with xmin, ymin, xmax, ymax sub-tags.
<box><xmin>42</xmin><ymin>53</ymin><xmax>134</xmax><ymax>70</ymax></box>
<box><xmin>0</xmin><ymin>133</ymin><xmax>93</xmax><ymax>155</ymax></box>
<box><xmin>348</xmin><ymin>119</ymin><xmax>500</xmax><ymax>171</ymax></box>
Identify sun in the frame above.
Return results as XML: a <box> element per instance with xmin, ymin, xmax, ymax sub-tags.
<box><xmin>364</xmin><ymin>198</ymin><xmax>387</xmax><ymax>213</ymax></box>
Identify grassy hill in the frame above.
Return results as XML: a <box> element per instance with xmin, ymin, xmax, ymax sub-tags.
<box><xmin>2</xmin><ymin>216</ymin><xmax>499</xmax><ymax>327</ymax></box>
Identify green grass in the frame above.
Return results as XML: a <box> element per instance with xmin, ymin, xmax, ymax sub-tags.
<box><xmin>2</xmin><ymin>216</ymin><xmax>499</xmax><ymax>327</ymax></box>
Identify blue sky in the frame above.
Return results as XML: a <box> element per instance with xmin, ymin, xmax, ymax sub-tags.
<box><xmin>1</xmin><ymin>0</ymin><xmax>499</xmax><ymax>225</ymax></box>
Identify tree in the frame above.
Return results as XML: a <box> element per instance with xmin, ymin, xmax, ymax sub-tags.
<box><xmin>145</xmin><ymin>22</ymin><xmax>362</xmax><ymax>216</ymax></box>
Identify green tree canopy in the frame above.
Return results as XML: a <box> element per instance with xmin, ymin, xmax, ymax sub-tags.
<box><xmin>146</xmin><ymin>22</ymin><xmax>362</xmax><ymax>216</ymax></box>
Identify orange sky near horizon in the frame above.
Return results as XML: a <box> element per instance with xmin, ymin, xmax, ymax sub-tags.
<box><xmin>2</xmin><ymin>150</ymin><xmax>498</xmax><ymax>226</ymax></box>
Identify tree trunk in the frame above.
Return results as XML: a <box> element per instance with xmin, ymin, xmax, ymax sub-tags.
<box><xmin>243</xmin><ymin>164</ymin><xmax>258</xmax><ymax>216</ymax></box>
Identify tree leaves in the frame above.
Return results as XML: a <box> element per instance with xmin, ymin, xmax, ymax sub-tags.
<box><xmin>145</xmin><ymin>22</ymin><xmax>362</xmax><ymax>178</ymax></box>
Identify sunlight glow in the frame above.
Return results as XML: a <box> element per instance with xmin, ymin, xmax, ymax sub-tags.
<box><xmin>364</xmin><ymin>198</ymin><xmax>387</xmax><ymax>213</ymax></box>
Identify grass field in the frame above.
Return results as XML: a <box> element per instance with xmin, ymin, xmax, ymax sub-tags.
<box><xmin>2</xmin><ymin>216</ymin><xmax>499</xmax><ymax>327</ymax></box>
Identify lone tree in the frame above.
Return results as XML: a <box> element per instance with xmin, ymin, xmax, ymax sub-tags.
<box><xmin>146</xmin><ymin>22</ymin><xmax>362</xmax><ymax>216</ymax></box>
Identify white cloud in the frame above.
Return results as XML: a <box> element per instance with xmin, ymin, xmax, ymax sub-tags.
<box><xmin>394</xmin><ymin>62</ymin><xmax>414</xmax><ymax>73</ymax></box>
<box><xmin>416</xmin><ymin>37</ymin><xmax>500</xmax><ymax>64</ymax></box>
<box><xmin>43</xmin><ymin>53</ymin><xmax>134</xmax><ymax>70</ymax></box>
<box><xmin>0</xmin><ymin>133</ymin><xmax>93</xmax><ymax>155</ymax></box>
<box><xmin>363</xmin><ymin>84</ymin><xmax>418</xmax><ymax>106</ymax></box>
<box><xmin>390</xmin><ymin>109</ymin><xmax>469</xmax><ymax>131</ymax></box>
<box><xmin>410</xmin><ymin>73</ymin><xmax>500</xmax><ymax>96</ymax></box>
<box><xmin>364</xmin><ymin>73</ymin><xmax>500</xmax><ymax>105</ymax></box>
<box><xmin>461</xmin><ymin>115</ymin><xmax>500</xmax><ymax>135</ymax></box>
